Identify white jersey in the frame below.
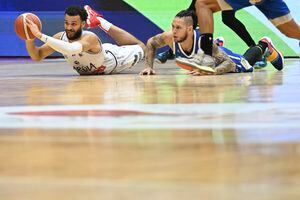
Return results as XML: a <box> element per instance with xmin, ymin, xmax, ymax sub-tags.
<box><xmin>60</xmin><ymin>30</ymin><xmax>144</xmax><ymax>75</ymax></box>
<box><xmin>60</xmin><ymin>30</ymin><xmax>106</xmax><ymax>75</ymax></box>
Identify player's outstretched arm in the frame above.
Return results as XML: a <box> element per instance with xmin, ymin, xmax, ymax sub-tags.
<box><xmin>140</xmin><ymin>32</ymin><xmax>172</xmax><ymax>75</ymax></box>
<box><xmin>25</xmin><ymin>31</ymin><xmax>62</xmax><ymax>61</ymax></box>
<box><xmin>25</xmin><ymin>18</ymin><xmax>100</xmax><ymax>60</ymax></box>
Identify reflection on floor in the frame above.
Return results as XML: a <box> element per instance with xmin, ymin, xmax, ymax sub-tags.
<box><xmin>0</xmin><ymin>58</ymin><xmax>300</xmax><ymax>200</ymax></box>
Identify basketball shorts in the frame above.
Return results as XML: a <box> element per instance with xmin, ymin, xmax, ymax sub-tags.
<box><xmin>102</xmin><ymin>43</ymin><xmax>144</xmax><ymax>74</ymax></box>
<box><xmin>220</xmin><ymin>0</ymin><xmax>292</xmax><ymax>26</ymax></box>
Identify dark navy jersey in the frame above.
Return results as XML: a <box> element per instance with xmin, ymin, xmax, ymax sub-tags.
<box><xmin>173</xmin><ymin>29</ymin><xmax>203</xmax><ymax>59</ymax></box>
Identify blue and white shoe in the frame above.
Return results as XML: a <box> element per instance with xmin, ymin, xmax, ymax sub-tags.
<box><xmin>155</xmin><ymin>49</ymin><xmax>175</xmax><ymax>64</ymax></box>
<box><xmin>260</xmin><ymin>37</ymin><xmax>284</xmax><ymax>70</ymax></box>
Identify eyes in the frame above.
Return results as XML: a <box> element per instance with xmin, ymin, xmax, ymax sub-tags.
<box><xmin>64</xmin><ymin>21</ymin><xmax>78</xmax><ymax>26</ymax></box>
<box><xmin>172</xmin><ymin>24</ymin><xmax>182</xmax><ymax>30</ymax></box>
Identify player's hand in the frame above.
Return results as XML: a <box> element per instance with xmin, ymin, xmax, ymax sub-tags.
<box><xmin>139</xmin><ymin>67</ymin><xmax>156</xmax><ymax>75</ymax></box>
<box><xmin>187</xmin><ymin>70</ymin><xmax>201</xmax><ymax>76</ymax></box>
<box><xmin>187</xmin><ymin>70</ymin><xmax>215</xmax><ymax>76</ymax></box>
<box><xmin>25</xmin><ymin>18</ymin><xmax>42</xmax><ymax>39</ymax></box>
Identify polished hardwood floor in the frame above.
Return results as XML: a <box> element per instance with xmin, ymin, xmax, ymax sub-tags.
<box><xmin>0</xmin><ymin>58</ymin><xmax>300</xmax><ymax>200</ymax></box>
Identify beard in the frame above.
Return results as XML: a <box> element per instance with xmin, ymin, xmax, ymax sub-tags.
<box><xmin>66</xmin><ymin>28</ymin><xmax>82</xmax><ymax>41</ymax></box>
<box><xmin>174</xmin><ymin>33</ymin><xmax>188</xmax><ymax>43</ymax></box>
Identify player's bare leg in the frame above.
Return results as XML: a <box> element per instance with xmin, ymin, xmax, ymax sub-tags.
<box><xmin>194</xmin><ymin>0</ymin><xmax>221</xmax><ymax>34</ymax></box>
<box><xmin>84</xmin><ymin>5</ymin><xmax>145</xmax><ymax>51</ymax></box>
<box><xmin>276</xmin><ymin>19</ymin><xmax>300</xmax><ymax>39</ymax></box>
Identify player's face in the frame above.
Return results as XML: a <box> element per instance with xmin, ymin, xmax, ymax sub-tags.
<box><xmin>64</xmin><ymin>14</ymin><xmax>85</xmax><ymax>40</ymax></box>
<box><xmin>172</xmin><ymin>18</ymin><xmax>190</xmax><ymax>43</ymax></box>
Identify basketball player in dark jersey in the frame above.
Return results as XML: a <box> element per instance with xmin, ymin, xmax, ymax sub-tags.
<box><xmin>156</xmin><ymin>0</ymin><xmax>298</xmax><ymax>67</ymax></box>
<box><xmin>140</xmin><ymin>10</ymin><xmax>283</xmax><ymax>76</ymax></box>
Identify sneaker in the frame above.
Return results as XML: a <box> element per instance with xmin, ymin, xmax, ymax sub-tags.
<box><xmin>254</xmin><ymin>53</ymin><xmax>268</xmax><ymax>69</ymax></box>
<box><xmin>175</xmin><ymin>54</ymin><xmax>216</xmax><ymax>75</ymax></box>
<box><xmin>214</xmin><ymin>36</ymin><xmax>225</xmax><ymax>47</ymax></box>
<box><xmin>155</xmin><ymin>49</ymin><xmax>175</xmax><ymax>64</ymax></box>
<box><xmin>259</xmin><ymin>36</ymin><xmax>284</xmax><ymax>70</ymax></box>
<box><xmin>84</xmin><ymin>5</ymin><xmax>104</xmax><ymax>29</ymax></box>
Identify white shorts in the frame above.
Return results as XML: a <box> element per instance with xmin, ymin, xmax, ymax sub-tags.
<box><xmin>102</xmin><ymin>43</ymin><xmax>144</xmax><ymax>74</ymax></box>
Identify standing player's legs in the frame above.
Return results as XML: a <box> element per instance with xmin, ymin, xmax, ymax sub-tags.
<box><xmin>194</xmin><ymin>0</ymin><xmax>221</xmax><ymax>56</ymax></box>
<box><xmin>256</xmin><ymin>0</ymin><xmax>300</xmax><ymax>40</ymax></box>
<box><xmin>243</xmin><ymin>36</ymin><xmax>284</xmax><ymax>71</ymax></box>
<box><xmin>221</xmin><ymin>10</ymin><xmax>256</xmax><ymax>47</ymax></box>
<box><xmin>275</xmin><ymin>19</ymin><xmax>300</xmax><ymax>39</ymax></box>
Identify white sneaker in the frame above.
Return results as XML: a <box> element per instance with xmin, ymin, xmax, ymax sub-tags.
<box><xmin>175</xmin><ymin>54</ymin><xmax>216</xmax><ymax>75</ymax></box>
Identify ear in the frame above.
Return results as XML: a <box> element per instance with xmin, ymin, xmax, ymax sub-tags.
<box><xmin>188</xmin><ymin>25</ymin><xmax>193</xmax><ymax>32</ymax></box>
<box><xmin>82</xmin><ymin>21</ymin><xmax>86</xmax><ymax>29</ymax></box>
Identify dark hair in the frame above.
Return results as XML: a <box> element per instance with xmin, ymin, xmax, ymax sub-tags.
<box><xmin>175</xmin><ymin>10</ymin><xmax>198</xmax><ymax>29</ymax></box>
<box><xmin>65</xmin><ymin>6</ymin><xmax>88</xmax><ymax>21</ymax></box>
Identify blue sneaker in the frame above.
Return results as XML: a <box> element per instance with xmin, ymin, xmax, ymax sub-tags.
<box><xmin>155</xmin><ymin>49</ymin><xmax>175</xmax><ymax>64</ymax></box>
<box><xmin>254</xmin><ymin>50</ymin><xmax>269</xmax><ymax>69</ymax></box>
<box><xmin>260</xmin><ymin>37</ymin><xmax>284</xmax><ymax>70</ymax></box>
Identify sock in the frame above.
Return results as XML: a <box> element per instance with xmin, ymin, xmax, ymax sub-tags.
<box><xmin>96</xmin><ymin>17</ymin><xmax>112</xmax><ymax>32</ymax></box>
<box><xmin>200</xmin><ymin>33</ymin><xmax>213</xmax><ymax>56</ymax></box>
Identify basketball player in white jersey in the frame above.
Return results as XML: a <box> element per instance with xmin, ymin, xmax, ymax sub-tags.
<box><xmin>25</xmin><ymin>5</ymin><xmax>146</xmax><ymax>75</ymax></box>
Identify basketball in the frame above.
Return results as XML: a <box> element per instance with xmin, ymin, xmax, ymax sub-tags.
<box><xmin>14</xmin><ymin>13</ymin><xmax>42</xmax><ymax>40</ymax></box>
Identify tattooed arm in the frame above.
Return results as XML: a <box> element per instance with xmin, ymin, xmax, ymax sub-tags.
<box><xmin>140</xmin><ymin>31</ymin><xmax>173</xmax><ymax>75</ymax></box>
<box><xmin>213</xmin><ymin>45</ymin><xmax>236</xmax><ymax>75</ymax></box>
<box><xmin>189</xmin><ymin>44</ymin><xmax>236</xmax><ymax>76</ymax></box>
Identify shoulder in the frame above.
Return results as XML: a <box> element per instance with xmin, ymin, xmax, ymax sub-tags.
<box><xmin>161</xmin><ymin>30</ymin><xmax>173</xmax><ymax>40</ymax></box>
<box><xmin>82</xmin><ymin>30</ymin><xmax>99</xmax><ymax>38</ymax></box>
<box><xmin>81</xmin><ymin>31</ymin><xmax>100</xmax><ymax>42</ymax></box>
<box><xmin>160</xmin><ymin>31</ymin><xmax>173</xmax><ymax>46</ymax></box>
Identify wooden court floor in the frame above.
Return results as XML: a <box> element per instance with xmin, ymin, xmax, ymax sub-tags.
<box><xmin>0</xmin><ymin>58</ymin><xmax>300</xmax><ymax>200</ymax></box>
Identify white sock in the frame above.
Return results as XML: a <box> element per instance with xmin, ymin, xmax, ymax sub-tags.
<box><xmin>97</xmin><ymin>17</ymin><xmax>112</xmax><ymax>32</ymax></box>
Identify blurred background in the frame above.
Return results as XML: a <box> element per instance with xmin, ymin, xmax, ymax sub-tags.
<box><xmin>0</xmin><ymin>0</ymin><xmax>298</xmax><ymax>57</ymax></box>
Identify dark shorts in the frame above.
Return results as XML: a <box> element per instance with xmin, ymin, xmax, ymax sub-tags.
<box><xmin>188</xmin><ymin>0</ymin><xmax>290</xmax><ymax>19</ymax></box>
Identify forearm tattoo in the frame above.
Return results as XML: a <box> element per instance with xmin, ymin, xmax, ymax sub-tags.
<box><xmin>212</xmin><ymin>44</ymin><xmax>236</xmax><ymax>75</ymax></box>
<box><xmin>145</xmin><ymin>34</ymin><xmax>167</xmax><ymax>68</ymax></box>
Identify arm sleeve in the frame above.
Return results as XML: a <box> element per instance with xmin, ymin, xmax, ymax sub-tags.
<box><xmin>40</xmin><ymin>34</ymin><xmax>83</xmax><ymax>55</ymax></box>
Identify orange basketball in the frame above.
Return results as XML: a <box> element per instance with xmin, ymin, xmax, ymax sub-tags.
<box><xmin>14</xmin><ymin>13</ymin><xmax>42</xmax><ymax>40</ymax></box>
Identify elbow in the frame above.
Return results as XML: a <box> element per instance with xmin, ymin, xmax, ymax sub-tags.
<box><xmin>139</xmin><ymin>43</ymin><xmax>147</xmax><ymax>54</ymax></box>
<box><xmin>146</xmin><ymin>38</ymin><xmax>153</xmax><ymax>47</ymax></box>
<box><xmin>30</xmin><ymin>56</ymin><xmax>42</xmax><ymax>62</ymax></box>
<box><xmin>146</xmin><ymin>39</ymin><xmax>156</xmax><ymax>50</ymax></box>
